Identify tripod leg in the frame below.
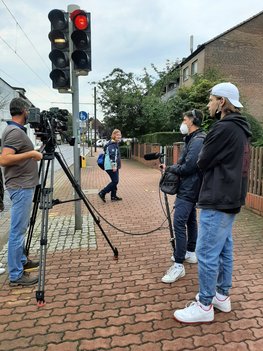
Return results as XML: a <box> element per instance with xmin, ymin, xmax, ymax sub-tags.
<box><xmin>36</xmin><ymin>156</ymin><xmax>54</xmax><ymax>306</ymax></box>
<box><xmin>25</xmin><ymin>158</ymin><xmax>52</xmax><ymax>257</ymax></box>
<box><xmin>55</xmin><ymin>152</ymin><xmax>118</xmax><ymax>259</ymax></box>
<box><xmin>25</xmin><ymin>184</ymin><xmax>41</xmax><ymax>257</ymax></box>
<box><xmin>164</xmin><ymin>193</ymin><xmax>176</xmax><ymax>252</ymax></box>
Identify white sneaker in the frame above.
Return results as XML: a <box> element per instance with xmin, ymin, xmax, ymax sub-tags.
<box><xmin>174</xmin><ymin>301</ymin><xmax>214</xmax><ymax>323</ymax></box>
<box><xmin>171</xmin><ymin>251</ymin><xmax>197</xmax><ymax>264</ymax></box>
<box><xmin>195</xmin><ymin>293</ymin><xmax>231</xmax><ymax>312</ymax></box>
<box><xmin>161</xmin><ymin>264</ymin><xmax>185</xmax><ymax>283</ymax></box>
<box><xmin>185</xmin><ymin>251</ymin><xmax>198</xmax><ymax>263</ymax></box>
<box><xmin>0</xmin><ymin>267</ymin><xmax>5</xmax><ymax>275</ymax></box>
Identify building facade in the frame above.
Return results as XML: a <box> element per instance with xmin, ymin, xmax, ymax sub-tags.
<box><xmin>0</xmin><ymin>78</ymin><xmax>36</xmax><ymax>146</ymax></box>
<box><xmin>162</xmin><ymin>11</ymin><xmax>263</xmax><ymax>123</ymax></box>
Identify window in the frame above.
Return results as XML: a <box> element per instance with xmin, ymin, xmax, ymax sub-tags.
<box><xmin>191</xmin><ymin>60</ymin><xmax>198</xmax><ymax>75</ymax></box>
<box><xmin>183</xmin><ymin>67</ymin><xmax>189</xmax><ymax>81</ymax></box>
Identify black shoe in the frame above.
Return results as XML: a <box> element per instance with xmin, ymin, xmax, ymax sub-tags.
<box><xmin>111</xmin><ymin>196</ymin><xmax>122</xmax><ymax>201</ymax></box>
<box><xmin>98</xmin><ymin>192</ymin><xmax>106</xmax><ymax>203</ymax></box>
<box><xmin>10</xmin><ymin>272</ymin><xmax>38</xmax><ymax>286</ymax></box>
<box><xmin>23</xmin><ymin>259</ymin><xmax>39</xmax><ymax>271</ymax></box>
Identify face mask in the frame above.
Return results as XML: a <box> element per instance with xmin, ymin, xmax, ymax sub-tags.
<box><xmin>180</xmin><ymin>123</ymin><xmax>189</xmax><ymax>135</ymax></box>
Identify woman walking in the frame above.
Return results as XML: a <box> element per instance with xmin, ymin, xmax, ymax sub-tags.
<box><xmin>98</xmin><ymin>129</ymin><xmax>122</xmax><ymax>202</ymax></box>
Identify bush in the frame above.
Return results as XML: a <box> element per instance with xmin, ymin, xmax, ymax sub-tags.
<box><xmin>243</xmin><ymin>113</ymin><xmax>263</xmax><ymax>145</ymax></box>
<box><xmin>139</xmin><ymin>132</ymin><xmax>183</xmax><ymax>146</ymax></box>
<box><xmin>119</xmin><ymin>145</ymin><xmax>129</xmax><ymax>158</ymax></box>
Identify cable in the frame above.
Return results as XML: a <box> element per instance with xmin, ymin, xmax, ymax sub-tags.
<box><xmin>1</xmin><ymin>0</ymin><xmax>50</xmax><ymax>72</ymax></box>
<box><xmin>50</xmin><ymin>149</ymin><xmax>174</xmax><ymax>236</ymax></box>
<box><xmin>0</xmin><ymin>35</ymin><xmax>51</xmax><ymax>90</ymax></box>
<box><xmin>0</xmin><ymin>68</ymin><xmax>54</xmax><ymax>105</ymax></box>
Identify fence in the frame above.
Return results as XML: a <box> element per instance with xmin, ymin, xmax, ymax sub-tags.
<box><xmin>246</xmin><ymin>146</ymin><xmax>263</xmax><ymax>216</ymax></box>
<box><xmin>249</xmin><ymin>147</ymin><xmax>263</xmax><ymax>196</ymax></box>
<box><xmin>131</xmin><ymin>142</ymin><xmax>263</xmax><ymax>216</ymax></box>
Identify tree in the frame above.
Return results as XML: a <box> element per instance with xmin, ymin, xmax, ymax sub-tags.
<box><xmin>96</xmin><ymin>68</ymin><xmax>143</xmax><ymax>137</ymax></box>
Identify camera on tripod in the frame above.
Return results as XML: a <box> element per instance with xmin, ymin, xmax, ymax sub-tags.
<box><xmin>28</xmin><ymin>107</ymin><xmax>69</xmax><ymax>143</ymax></box>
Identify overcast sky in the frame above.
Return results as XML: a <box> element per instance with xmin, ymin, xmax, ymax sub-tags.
<box><xmin>0</xmin><ymin>0</ymin><xmax>262</xmax><ymax>119</ymax></box>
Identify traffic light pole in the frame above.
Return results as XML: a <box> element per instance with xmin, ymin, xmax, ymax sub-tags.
<box><xmin>68</xmin><ymin>4</ymin><xmax>82</xmax><ymax>230</ymax></box>
<box><xmin>71</xmin><ymin>72</ymin><xmax>82</xmax><ymax>230</ymax></box>
<box><xmin>94</xmin><ymin>86</ymin><xmax>97</xmax><ymax>153</ymax></box>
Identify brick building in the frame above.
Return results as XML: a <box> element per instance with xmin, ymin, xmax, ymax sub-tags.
<box><xmin>162</xmin><ymin>11</ymin><xmax>263</xmax><ymax>123</ymax></box>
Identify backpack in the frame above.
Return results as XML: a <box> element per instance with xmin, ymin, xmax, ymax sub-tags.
<box><xmin>97</xmin><ymin>153</ymin><xmax>105</xmax><ymax>170</ymax></box>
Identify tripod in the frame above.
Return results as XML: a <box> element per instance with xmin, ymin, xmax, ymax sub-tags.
<box><xmin>25</xmin><ymin>148</ymin><xmax>118</xmax><ymax>306</ymax></box>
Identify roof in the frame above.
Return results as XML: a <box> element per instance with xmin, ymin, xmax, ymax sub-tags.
<box><xmin>180</xmin><ymin>10</ymin><xmax>263</xmax><ymax>66</ymax></box>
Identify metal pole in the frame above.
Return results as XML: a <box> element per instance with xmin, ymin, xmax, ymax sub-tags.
<box><xmin>68</xmin><ymin>4</ymin><xmax>82</xmax><ymax>229</ymax></box>
<box><xmin>94</xmin><ymin>86</ymin><xmax>97</xmax><ymax>153</ymax></box>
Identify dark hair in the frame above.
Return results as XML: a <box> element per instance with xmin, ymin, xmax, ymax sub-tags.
<box><xmin>184</xmin><ymin>109</ymin><xmax>203</xmax><ymax>127</ymax></box>
<box><xmin>10</xmin><ymin>98</ymin><xmax>29</xmax><ymax>117</ymax></box>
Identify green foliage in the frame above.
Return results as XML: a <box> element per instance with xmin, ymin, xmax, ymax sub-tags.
<box><xmin>119</xmin><ymin>145</ymin><xmax>129</xmax><ymax>158</ymax></box>
<box><xmin>94</xmin><ymin>63</ymin><xmax>180</xmax><ymax>137</ymax></box>
<box><xmin>96</xmin><ymin>68</ymin><xmax>143</xmax><ymax>137</ymax></box>
<box><xmin>243</xmin><ymin>113</ymin><xmax>263</xmax><ymax>144</ymax></box>
<box><xmin>94</xmin><ymin>65</ymin><xmax>263</xmax><ymax>145</ymax></box>
<box><xmin>170</xmin><ymin>70</ymin><xmax>223</xmax><ymax>132</ymax></box>
<box><xmin>139</xmin><ymin>132</ymin><xmax>183</xmax><ymax>146</ymax></box>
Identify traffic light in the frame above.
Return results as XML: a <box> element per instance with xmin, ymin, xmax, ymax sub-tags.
<box><xmin>70</xmin><ymin>10</ymin><xmax>91</xmax><ymax>75</ymax></box>
<box><xmin>48</xmin><ymin>9</ymin><xmax>70</xmax><ymax>90</ymax></box>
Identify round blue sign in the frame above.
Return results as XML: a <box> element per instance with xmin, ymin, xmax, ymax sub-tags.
<box><xmin>79</xmin><ymin>111</ymin><xmax>88</xmax><ymax>121</ymax></box>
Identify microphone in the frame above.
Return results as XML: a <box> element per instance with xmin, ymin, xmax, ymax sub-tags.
<box><xmin>144</xmin><ymin>152</ymin><xmax>164</xmax><ymax>160</ymax></box>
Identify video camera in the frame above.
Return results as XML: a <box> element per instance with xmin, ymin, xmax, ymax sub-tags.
<box><xmin>28</xmin><ymin>107</ymin><xmax>73</xmax><ymax>151</ymax></box>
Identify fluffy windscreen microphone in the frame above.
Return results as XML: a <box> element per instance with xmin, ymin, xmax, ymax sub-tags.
<box><xmin>143</xmin><ymin>152</ymin><xmax>164</xmax><ymax>160</ymax></box>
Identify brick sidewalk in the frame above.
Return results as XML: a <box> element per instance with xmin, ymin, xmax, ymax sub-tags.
<box><xmin>0</xmin><ymin>152</ymin><xmax>262</xmax><ymax>351</ymax></box>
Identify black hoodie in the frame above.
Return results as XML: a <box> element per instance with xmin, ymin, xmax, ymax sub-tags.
<box><xmin>197</xmin><ymin>113</ymin><xmax>252</xmax><ymax>212</ymax></box>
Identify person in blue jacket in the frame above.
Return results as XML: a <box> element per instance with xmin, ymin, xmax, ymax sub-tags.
<box><xmin>98</xmin><ymin>129</ymin><xmax>122</xmax><ymax>202</ymax></box>
<box><xmin>161</xmin><ymin>109</ymin><xmax>206</xmax><ymax>284</ymax></box>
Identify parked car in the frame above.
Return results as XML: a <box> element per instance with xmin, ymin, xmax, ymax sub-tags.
<box><xmin>96</xmin><ymin>139</ymin><xmax>108</xmax><ymax>147</ymax></box>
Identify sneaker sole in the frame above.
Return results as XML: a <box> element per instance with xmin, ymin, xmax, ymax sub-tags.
<box><xmin>23</xmin><ymin>266</ymin><xmax>39</xmax><ymax>272</ymax></box>
<box><xmin>174</xmin><ymin>315</ymin><xmax>214</xmax><ymax>324</ymax></box>
<box><xmin>9</xmin><ymin>279</ymin><xmax>38</xmax><ymax>287</ymax></box>
<box><xmin>161</xmin><ymin>270</ymin><xmax>186</xmax><ymax>284</ymax></box>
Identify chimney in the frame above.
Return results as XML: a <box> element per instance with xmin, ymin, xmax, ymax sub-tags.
<box><xmin>190</xmin><ymin>35</ymin><xmax>194</xmax><ymax>53</ymax></box>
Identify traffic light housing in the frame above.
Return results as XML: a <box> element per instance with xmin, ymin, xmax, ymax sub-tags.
<box><xmin>70</xmin><ymin>10</ymin><xmax>91</xmax><ymax>75</ymax></box>
<box><xmin>48</xmin><ymin>9</ymin><xmax>70</xmax><ymax>90</ymax></box>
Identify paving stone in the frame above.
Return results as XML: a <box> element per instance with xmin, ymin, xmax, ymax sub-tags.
<box><xmin>0</xmin><ymin>153</ymin><xmax>262</xmax><ymax>351</ymax></box>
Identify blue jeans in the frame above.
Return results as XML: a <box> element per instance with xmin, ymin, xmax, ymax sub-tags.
<box><xmin>101</xmin><ymin>170</ymin><xmax>119</xmax><ymax>198</ymax></box>
<box><xmin>7</xmin><ymin>188</ymin><xmax>34</xmax><ymax>281</ymax></box>
<box><xmin>196</xmin><ymin>209</ymin><xmax>236</xmax><ymax>306</ymax></box>
<box><xmin>173</xmin><ymin>197</ymin><xmax>198</xmax><ymax>264</ymax></box>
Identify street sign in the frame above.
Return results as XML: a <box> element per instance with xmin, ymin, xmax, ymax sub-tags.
<box><xmin>79</xmin><ymin>111</ymin><xmax>88</xmax><ymax>121</ymax></box>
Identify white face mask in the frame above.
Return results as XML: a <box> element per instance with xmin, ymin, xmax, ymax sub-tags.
<box><xmin>180</xmin><ymin>123</ymin><xmax>189</xmax><ymax>135</ymax></box>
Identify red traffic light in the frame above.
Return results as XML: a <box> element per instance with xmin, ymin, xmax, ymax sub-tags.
<box><xmin>70</xmin><ymin>10</ymin><xmax>88</xmax><ymax>30</ymax></box>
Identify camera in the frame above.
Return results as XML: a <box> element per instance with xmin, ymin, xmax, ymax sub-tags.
<box><xmin>28</xmin><ymin>107</ymin><xmax>71</xmax><ymax>150</ymax></box>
